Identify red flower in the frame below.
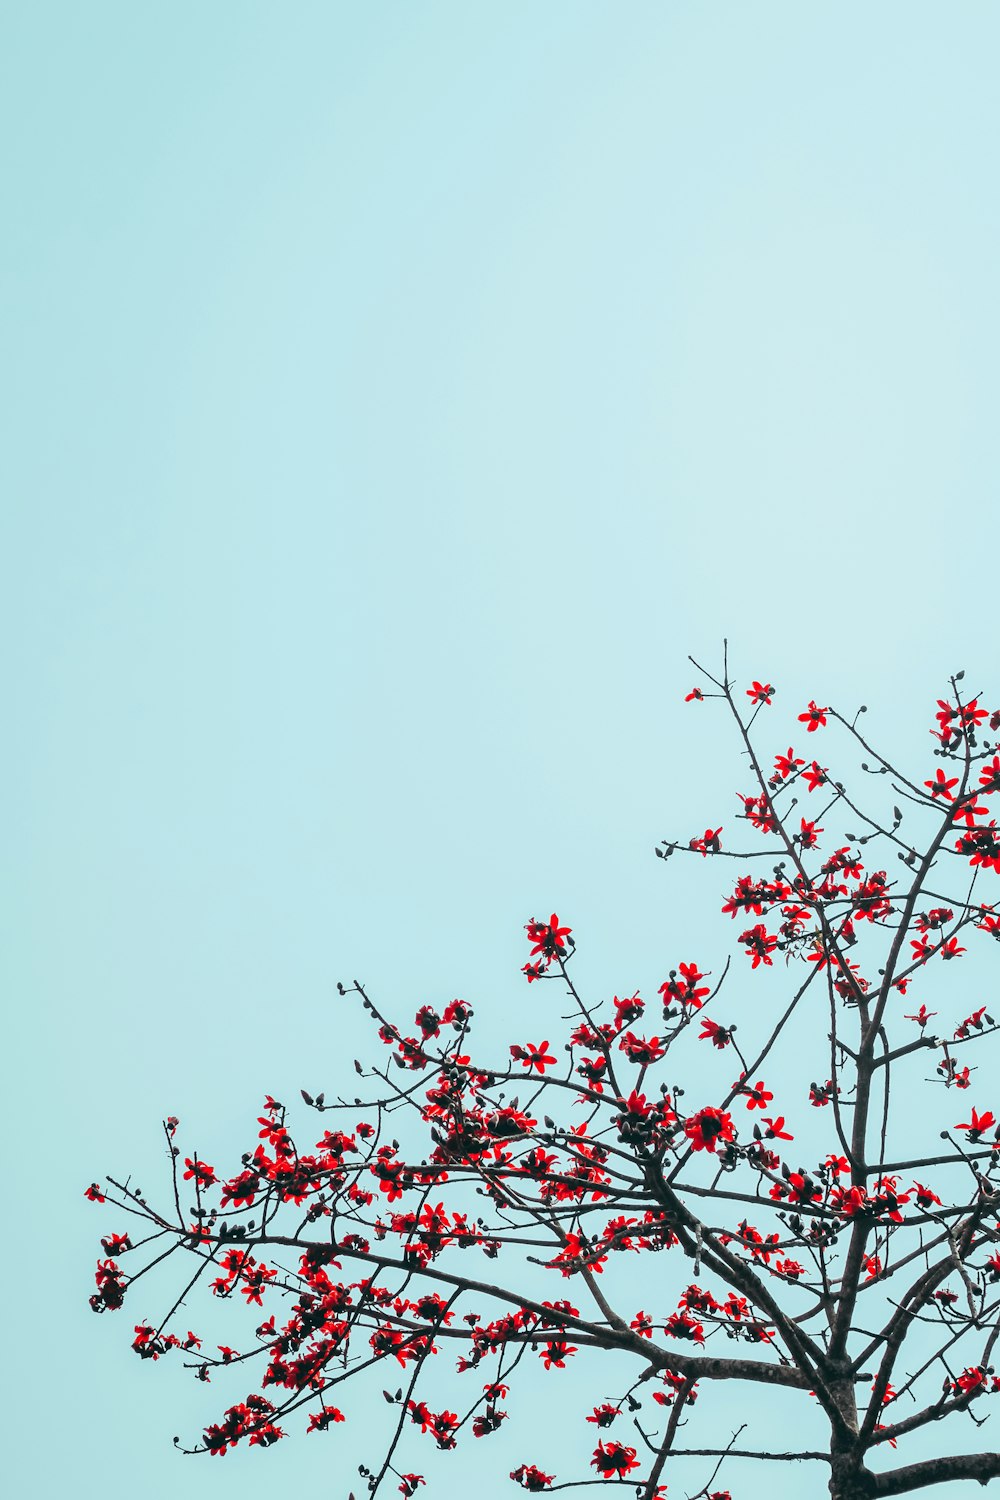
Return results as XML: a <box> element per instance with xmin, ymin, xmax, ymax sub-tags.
<box><xmin>398</xmin><ymin>1476</ymin><xmax>425</xmax><ymax>1497</ymax></box>
<box><xmin>659</xmin><ymin>962</ymin><xmax>710</xmax><ymax>1010</ymax></box>
<box><xmin>803</xmin><ymin>761</ymin><xmax>828</xmax><ymax>792</ymax></box>
<box><xmin>679</xmin><ymin>961</ymin><xmax>709</xmax><ymax>999</ymax></box>
<box><xmin>618</xmin><ymin>1089</ymin><xmax>653</xmax><ymax>1119</ymax></box>
<box><xmin>977</xmin><ymin>907</ymin><xmax>1000</xmax><ymax>938</ymax></box>
<box><xmin>909</xmin><ymin>934</ymin><xmax>931</xmax><ymax>963</ymax></box>
<box><xmin>654</xmin><ymin>1369</ymin><xmax>699</xmax><ymax>1408</ymax></box>
<box><xmin>774</xmin><ymin>748</ymin><xmax>805</xmax><ymax>780</ymax></box>
<box><xmin>956</xmin><ymin>823</ymin><xmax>1000</xmax><ymax>874</ymax></box>
<box><xmin>904</xmin><ymin>1005</ymin><xmax>937</xmax><ymax>1027</ymax></box>
<box><xmin>684</xmin><ymin>1106</ymin><xmax>735</xmax><ymax>1153</ymax></box>
<box><xmin>831</xmin><ymin>1185</ymin><xmax>871</xmax><ymax>1219</ymax></box>
<box><xmin>798</xmin><ymin>700</ymin><xmax>828</xmax><ymax>732</ymax></box>
<box><xmin>913</xmin><ymin>1182</ymin><xmax>942</xmax><ymax>1209</ymax></box>
<box><xmin>738</xmin><ymin>924</ymin><xmax>777</xmax><ymax>968</ymax></box>
<box><xmin>85</xmin><ymin>1183</ymin><xmax>106</xmax><ymax>1203</ymax></box>
<box><xmin>510</xmin><ymin>1041</ymin><xmax>557</xmax><ymax>1074</ymax></box>
<box><xmin>737</xmin><ymin>1079</ymin><xmax>773</xmax><ymax>1110</ymax></box>
<box><xmin>613</xmin><ymin>992</ymin><xmax>645</xmax><ymax>1026</ymax></box>
<box><xmin>684</xmin><ymin>688</ymin><xmax>704</xmax><ymax>702</ymax></box>
<box><xmin>472</xmin><ymin>1410</ymin><xmax>507</xmax><ymax>1437</ymax></box>
<box><xmin>680</xmin><ymin>1284</ymin><xmax>721</xmax><ymax>1314</ymax></box>
<box><xmin>219</xmin><ymin>1170</ymin><xmax>260</xmax><ymax>1209</ymax></box>
<box><xmin>924</xmin><ymin>768</ymin><xmax>959</xmax><ymax>801</ymax></box>
<box><xmin>699</xmin><ymin>1018</ymin><xmax>733</xmax><ymax>1049</ymax></box>
<box><xmin>619</xmin><ymin>1032</ymin><xmax>665</xmax><ymax>1065</ymax></box>
<box><xmin>739</xmin><ymin>792</ymin><xmax>778</xmax><ymax>833</ymax></box>
<box><xmin>414</xmin><ymin>1005</ymin><xmax>441</xmax><ymax>1038</ymax></box>
<box><xmin>239</xmin><ymin>1262</ymin><xmax>276</xmax><ymax>1306</ymax></box>
<box><xmin>979</xmin><ymin>755</ymin><xmax>1000</xmax><ymax>792</ymax></box>
<box><xmin>722</xmin><ymin>875</ymin><xmax>767</xmax><ymax>918</ymax></box>
<box><xmin>747</xmin><ymin>681</ymin><xmax>775</xmax><ymax>705</ymax></box>
<box><xmin>540</xmin><ymin>1339</ymin><xmax>577</xmax><ymax>1368</ymax></box>
<box><xmin>770</xmin><ymin>1172</ymin><xmax>820</xmax><ymax>1206</ymax></box>
<box><xmin>525</xmin><ymin>915</ymin><xmax>572</xmax><ymax>960</ymax></box>
<box><xmin>664</xmin><ymin>1310</ymin><xmax>705</xmax><ymax>1343</ymax></box>
<box><xmin>92</xmin><ymin>1259</ymin><xmax>127</xmax><ymax>1311</ymax></box>
<box><xmin>761</xmin><ymin>1115</ymin><xmax>793</xmax><ymax>1140</ymax></box>
<box><xmin>954</xmin><ymin>1006</ymin><xmax>990</xmax><ymax>1039</ymax></box>
<box><xmin>428</xmin><ymin>1409</ymin><xmax>459</xmax><ymax>1448</ymax></box>
<box><xmin>953</xmin><ymin>1367</ymin><xmax>988</xmax><ymax>1397</ymax></box>
<box><xmin>183</xmin><ymin>1157</ymin><xmax>217</xmax><ymax>1188</ymax></box>
<box><xmin>587</xmin><ymin>1403</ymin><xmax>620</xmax><ymax>1425</ymax></box>
<box><xmin>576</xmin><ymin>1055</ymin><xmax>607</xmax><ymax>1093</ymax></box>
<box><xmin>798</xmin><ymin>818</ymin><xmax>823</xmax><ymax>848</ymax></box>
<box><xmin>955</xmin><ymin>1108</ymin><xmax>996</xmax><ymax>1140</ymax></box>
<box><xmin>246</xmin><ymin>1418</ymin><xmax>284</xmax><ymax>1450</ymax></box>
<box><xmin>591</xmin><ymin>1441</ymin><xmax>640</xmax><ymax>1477</ymax></box>
<box><xmin>510</xmin><ymin>1464</ymin><xmax>554</xmax><ymax>1491</ymax></box>
<box><xmin>307</xmin><ymin>1408</ymin><xmax>345</xmax><ymax>1432</ymax></box>
<box><xmin>953</xmin><ymin>798</ymin><xmax>988</xmax><ymax>826</ymax></box>
<box><xmin>443</xmin><ymin>999</ymin><xmax>472</xmax><ymax>1028</ymax></box>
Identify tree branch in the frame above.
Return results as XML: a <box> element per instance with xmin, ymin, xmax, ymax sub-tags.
<box><xmin>873</xmin><ymin>1452</ymin><xmax>1000</xmax><ymax>1495</ymax></box>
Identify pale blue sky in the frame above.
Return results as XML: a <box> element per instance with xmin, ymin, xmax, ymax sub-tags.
<box><xmin>4</xmin><ymin>5</ymin><xmax>1000</xmax><ymax>1497</ymax></box>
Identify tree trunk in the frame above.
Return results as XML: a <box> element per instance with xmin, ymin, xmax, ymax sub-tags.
<box><xmin>829</xmin><ymin>1452</ymin><xmax>875</xmax><ymax>1500</ymax></box>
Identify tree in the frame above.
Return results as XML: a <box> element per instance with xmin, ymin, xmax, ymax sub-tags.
<box><xmin>86</xmin><ymin>653</ymin><xmax>1000</xmax><ymax>1500</ymax></box>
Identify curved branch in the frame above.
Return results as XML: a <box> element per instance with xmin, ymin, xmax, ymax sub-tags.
<box><xmin>872</xmin><ymin>1452</ymin><xmax>1000</xmax><ymax>1495</ymax></box>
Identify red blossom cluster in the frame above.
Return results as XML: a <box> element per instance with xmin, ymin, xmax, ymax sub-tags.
<box><xmin>85</xmin><ymin>664</ymin><xmax>1000</xmax><ymax>1500</ymax></box>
